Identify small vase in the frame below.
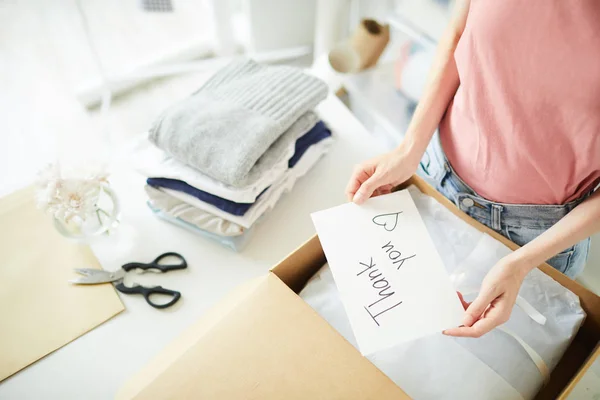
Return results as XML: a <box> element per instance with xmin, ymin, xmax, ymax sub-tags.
<box><xmin>53</xmin><ymin>185</ymin><xmax>120</xmax><ymax>241</ymax></box>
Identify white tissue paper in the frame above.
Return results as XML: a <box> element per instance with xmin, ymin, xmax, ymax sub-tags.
<box><xmin>300</xmin><ymin>185</ymin><xmax>585</xmax><ymax>400</ymax></box>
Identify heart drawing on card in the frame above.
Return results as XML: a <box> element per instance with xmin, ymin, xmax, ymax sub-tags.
<box><xmin>372</xmin><ymin>212</ymin><xmax>402</xmax><ymax>232</ymax></box>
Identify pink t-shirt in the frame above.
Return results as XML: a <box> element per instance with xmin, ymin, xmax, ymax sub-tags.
<box><xmin>440</xmin><ymin>0</ymin><xmax>600</xmax><ymax>205</ymax></box>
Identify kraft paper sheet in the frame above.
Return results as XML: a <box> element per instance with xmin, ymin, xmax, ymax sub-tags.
<box><xmin>0</xmin><ymin>186</ymin><xmax>124</xmax><ymax>382</ymax></box>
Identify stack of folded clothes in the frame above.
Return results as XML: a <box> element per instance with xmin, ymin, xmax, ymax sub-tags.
<box><xmin>130</xmin><ymin>59</ymin><xmax>331</xmax><ymax>250</ymax></box>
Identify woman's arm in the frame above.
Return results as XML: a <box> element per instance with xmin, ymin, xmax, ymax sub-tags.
<box><xmin>347</xmin><ymin>0</ymin><xmax>471</xmax><ymax>203</ymax></box>
<box><xmin>445</xmin><ymin>190</ymin><xmax>600</xmax><ymax>338</ymax></box>
<box><xmin>397</xmin><ymin>0</ymin><xmax>470</xmax><ymax>159</ymax></box>
<box><xmin>511</xmin><ymin>190</ymin><xmax>600</xmax><ymax>273</ymax></box>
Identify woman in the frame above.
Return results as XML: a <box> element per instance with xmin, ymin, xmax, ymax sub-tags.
<box><xmin>346</xmin><ymin>0</ymin><xmax>600</xmax><ymax>338</ymax></box>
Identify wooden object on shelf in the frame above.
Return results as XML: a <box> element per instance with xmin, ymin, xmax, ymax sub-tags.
<box><xmin>350</xmin><ymin>19</ymin><xmax>390</xmax><ymax>70</ymax></box>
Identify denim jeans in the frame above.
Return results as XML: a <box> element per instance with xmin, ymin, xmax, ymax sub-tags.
<box><xmin>417</xmin><ymin>133</ymin><xmax>591</xmax><ymax>278</ymax></box>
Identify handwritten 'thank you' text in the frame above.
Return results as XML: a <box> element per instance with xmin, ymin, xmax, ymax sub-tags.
<box><xmin>358</xmin><ymin>242</ymin><xmax>417</xmax><ymax>326</ymax></box>
<box><xmin>381</xmin><ymin>241</ymin><xmax>416</xmax><ymax>270</ymax></box>
<box><xmin>357</xmin><ymin>257</ymin><xmax>402</xmax><ymax>326</ymax></box>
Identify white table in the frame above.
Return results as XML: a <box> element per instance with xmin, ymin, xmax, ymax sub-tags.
<box><xmin>0</xmin><ymin>95</ymin><xmax>385</xmax><ymax>399</ymax></box>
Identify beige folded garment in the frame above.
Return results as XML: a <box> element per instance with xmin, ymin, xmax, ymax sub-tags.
<box><xmin>145</xmin><ymin>185</ymin><xmax>245</xmax><ymax>237</ymax></box>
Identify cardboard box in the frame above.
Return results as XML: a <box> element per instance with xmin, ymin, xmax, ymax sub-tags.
<box><xmin>118</xmin><ymin>176</ymin><xmax>600</xmax><ymax>400</ymax></box>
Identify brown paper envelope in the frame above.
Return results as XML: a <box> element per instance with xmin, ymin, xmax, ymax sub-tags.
<box><xmin>0</xmin><ymin>186</ymin><xmax>124</xmax><ymax>382</ymax></box>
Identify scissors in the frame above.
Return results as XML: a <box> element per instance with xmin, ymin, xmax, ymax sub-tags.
<box><xmin>70</xmin><ymin>252</ymin><xmax>188</xmax><ymax>309</ymax></box>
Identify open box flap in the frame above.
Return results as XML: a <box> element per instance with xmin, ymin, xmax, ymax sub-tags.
<box><xmin>118</xmin><ymin>273</ymin><xmax>409</xmax><ymax>399</ymax></box>
<box><xmin>117</xmin><ymin>276</ymin><xmax>266</xmax><ymax>399</ymax></box>
<box><xmin>271</xmin><ymin>234</ymin><xmax>326</xmax><ymax>293</ymax></box>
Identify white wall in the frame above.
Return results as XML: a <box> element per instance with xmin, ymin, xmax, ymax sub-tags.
<box><xmin>243</xmin><ymin>0</ymin><xmax>316</xmax><ymax>52</ymax></box>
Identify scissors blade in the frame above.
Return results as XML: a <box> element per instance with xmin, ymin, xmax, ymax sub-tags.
<box><xmin>73</xmin><ymin>268</ymin><xmax>105</xmax><ymax>277</ymax></box>
<box><xmin>69</xmin><ymin>269</ymin><xmax>125</xmax><ymax>285</ymax></box>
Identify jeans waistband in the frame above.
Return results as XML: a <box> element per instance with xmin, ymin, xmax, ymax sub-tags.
<box><xmin>430</xmin><ymin>135</ymin><xmax>589</xmax><ymax>229</ymax></box>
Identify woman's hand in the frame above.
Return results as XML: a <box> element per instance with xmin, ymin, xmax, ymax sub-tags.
<box><xmin>346</xmin><ymin>143</ymin><xmax>422</xmax><ymax>204</ymax></box>
<box><xmin>443</xmin><ymin>256</ymin><xmax>527</xmax><ymax>338</ymax></box>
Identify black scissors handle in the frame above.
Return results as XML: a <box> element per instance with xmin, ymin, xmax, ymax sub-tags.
<box><xmin>115</xmin><ymin>282</ymin><xmax>181</xmax><ymax>309</ymax></box>
<box><xmin>121</xmin><ymin>252</ymin><xmax>187</xmax><ymax>273</ymax></box>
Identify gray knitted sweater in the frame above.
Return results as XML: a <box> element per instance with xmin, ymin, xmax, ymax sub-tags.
<box><xmin>149</xmin><ymin>59</ymin><xmax>328</xmax><ymax>187</ymax></box>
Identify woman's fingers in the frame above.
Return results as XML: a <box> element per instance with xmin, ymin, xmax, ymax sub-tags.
<box><xmin>444</xmin><ymin>300</ymin><xmax>511</xmax><ymax>337</ymax></box>
<box><xmin>353</xmin><ymin>174</ymin><xmax>382</xmax><ymax>204</ymax></box>
<box><xmin>379</xmin><ymin>184</ymin><xmax>394</xmax><ymax>195</ymax></box>
<box><xmin>462</xmin><ymin>286</ymin><xmax>499</xmax><ymax>327</ymax></box>
<box><xmin>372</xmin><ymin>184</ymin><xmax>394</xmax><ymax>198</ymax></box>
<box><xmin>346</xmin><ymin>166</ymin><xmax>394</xmax><ymax>202</ymax></box>
<box><xmin>444</xmin><ymin>290</ymin><xmax>513</xmax><ymax>338</ymax></box>
<box><xmin>456</xmin><ymin>291</ymin><xmax>470</xmax><ymax>309</ymax></box>
<box><xmin>443</xmin><ymin>317</ymin><xmax>497</xmax><ymax>338</ymax></box>
<box><xmin>345</xmin><ymin>168</ymin><xmax>371</xmax><ymax>201</ymax></box>
<box><xmin>345</xmin><ymin>178</ymin><xmax>361</xmax><ymax>201</ymax></box>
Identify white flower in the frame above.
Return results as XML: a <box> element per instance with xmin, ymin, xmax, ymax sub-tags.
<box><xmin>36</xmin><ymin>163</ymin><xmax>107</xmax><ymax>224</ymax></box>
<box><xmin>54</xmin><ymin>181</ymin><xmax>100</xmax><ymax>222</ymax></box>
<box><xmin>36</xmin><ymin>163</ymin><xmax>61</xmax><ymax>188</ymax></box>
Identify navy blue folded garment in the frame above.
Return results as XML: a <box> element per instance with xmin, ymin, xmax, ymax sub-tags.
<box><xmin>147</xmin><ymin>177</ymin><xmax>262</xmax><ymax>216</ymax></box>
<box><xmin>148</xmin><ymin>121</ymin><xmax>332</xmax><ymax>216</ymax></box>
<box><xmin>288</xmin><ymin>121</ymin><xmax>331</xmax><ymax>168</ymax></box>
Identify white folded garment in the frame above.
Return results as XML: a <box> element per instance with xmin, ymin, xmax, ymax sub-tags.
<box><xmin>162</xmin><ymin>137</ymin><xmax>333</xmax><ymax>229</ymax></box>
<box><xmin>129</xmin><ymin>112</ymin><xmax>318</xmax><ymax>204</ymax></box>
<box><xmin>300</xmin><ymin>185</ymin><xmax>585</xmax><ymax>400</ymax></box>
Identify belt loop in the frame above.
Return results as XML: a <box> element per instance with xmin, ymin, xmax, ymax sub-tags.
<box><xmin>491</xmin><ymin>204</ymin><xmax>504</xmax><ymax>231</ymax></box>
<box><xmin>444</xmin><ymin>162</ymin><xmax>451</xmax><ymax>174</ymax></box>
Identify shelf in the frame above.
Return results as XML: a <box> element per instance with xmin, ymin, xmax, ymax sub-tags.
<box><xmin>343</xmin><ymin>63</ymin><xmax>417</xmax><ymax>148</ymax></box>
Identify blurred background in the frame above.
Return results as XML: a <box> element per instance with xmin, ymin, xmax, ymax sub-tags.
<box><xmin>1</xmin><ymin>0</ymin><xmax>599</xmax><ymax>295</ymax></box>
